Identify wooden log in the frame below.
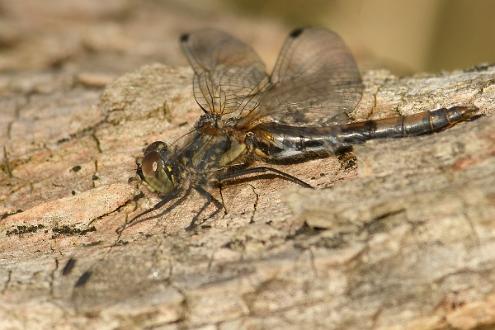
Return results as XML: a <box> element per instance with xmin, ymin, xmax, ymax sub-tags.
<box><xmin>1</xmin><ymin>63</ymin><xmax>494</xmax><ymax>329</ymax></box>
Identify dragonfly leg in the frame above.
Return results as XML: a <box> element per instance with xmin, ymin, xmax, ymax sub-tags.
<box><xmin>186</xmin><ymin>186</ymin><xmax>223</xmax><ymax>231</ymax></box>
<box><xmin>219</xmin><ymin>166</ymin><xmax>313</xmax><ymax>189</ymax></box>
<box><xmin>218</xmin><ymin>184</ymin><xmax>229</xmax><ymax>214</ymax></box>
<box><xmin>117</xmin><ymin>186</ymin><xmax>191</xmax><ymax>234</ymax></box>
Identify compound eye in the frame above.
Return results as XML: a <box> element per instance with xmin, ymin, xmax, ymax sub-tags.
<box><xmin>144</xmin><ymin>141</ymin><xmax>168</xmax><ymax>156</ymax></box>
<box><xmin>141</xmin><ymin>152</ymin><xmax>162</xmax><ymax>179</ymax></box>
<box><xmin>140</xmin><ymin>151</ymin><xmax>177</xmax><ymax>194</ymax></box>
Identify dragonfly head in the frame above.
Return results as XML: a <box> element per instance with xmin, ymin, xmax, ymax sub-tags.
<box><xmin>139</xmin><ymin>141</ymin><xmax>180</xmax><ymax>195</ymax></box>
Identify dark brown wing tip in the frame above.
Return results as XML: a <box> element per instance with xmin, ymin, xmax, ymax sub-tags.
<box><xmin>289</xmin><ymin>27</ymin><xmax>305</xmax><ymax>38</ymax></box>
<box><xmin>180</xmin><ymin>33</ymin><xmax>190</xmax><ymax>43</ymax></box>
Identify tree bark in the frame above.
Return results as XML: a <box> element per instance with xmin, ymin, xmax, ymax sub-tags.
<box><xmin>1</xmin><ymin>63</ymin><xmax>494</xmax><ymax>329</ymax></box>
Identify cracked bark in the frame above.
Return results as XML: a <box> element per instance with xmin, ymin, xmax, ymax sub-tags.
<box><xmin>0</xmin><ymin>62</ymin><xmax>494</xmax><ymax>330</ymax></box>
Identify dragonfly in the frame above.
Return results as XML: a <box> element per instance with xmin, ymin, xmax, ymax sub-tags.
<box><xmin>127</xmin><ymin>27</ymin><xmax>477</xmax><ymax>231</ymax></box>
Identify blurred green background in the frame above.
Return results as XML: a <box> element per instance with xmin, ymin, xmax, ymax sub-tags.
<box><xmin>0</xmin><ymin>0</ymin><xmax>493</xmax><ymax>75</ymax></box>
<box><xmin>225</xmin><ymin>0</ymin><xmax>495</xmax><ymax>73</ymax></box>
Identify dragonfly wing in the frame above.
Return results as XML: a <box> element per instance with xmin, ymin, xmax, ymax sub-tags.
<box><xmin>180</xmin><ymin>29</ymin><xmax>269</xmax><ymax>116</ymax></box>
<box><xmin>238</xmin><ymin>27</ymin><xmax>363</xmax><ymax>128</ymax></box>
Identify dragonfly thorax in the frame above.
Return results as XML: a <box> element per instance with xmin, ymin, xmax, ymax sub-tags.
<box><xmin>195</xmin><ymin>113</ymin><xmax>220</xmax><ymax>133</ymax></box>
<box><xmin>195</xmin><ymin>113</ymin><xmax>237</xmax><ymax>136</ymax></box>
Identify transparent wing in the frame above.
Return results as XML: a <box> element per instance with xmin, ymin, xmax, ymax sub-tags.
<box><xmin>237</xmin><ymin>27</ymin><xmax>364</xmax><ymax>128</ymax></box>
<box><xmin>180</xmin><ymin>29</ymin><xmax>269</xmax><ymax>116</ymax></box>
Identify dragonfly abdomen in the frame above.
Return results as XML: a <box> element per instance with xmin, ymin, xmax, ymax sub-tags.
<box><xmin>250</xmin><ymin>123</ymin><xmax>341</xmax><ymax>161</ymax></box>
<box><xmin>337</xmin><ymin>106</ymin><xmax>477</xmax><ymax>144</ymax></box>
<box><xmin>249</xmin><ymin>106</ymin><xmax>476</xmax><ymax>162</ymax></box>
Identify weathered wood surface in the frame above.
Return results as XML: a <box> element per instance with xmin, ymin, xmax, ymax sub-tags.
<box><xmin>1</xmin><ymin>60</ymin><xmax>494</xmax><ymax>329</ymax></box>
